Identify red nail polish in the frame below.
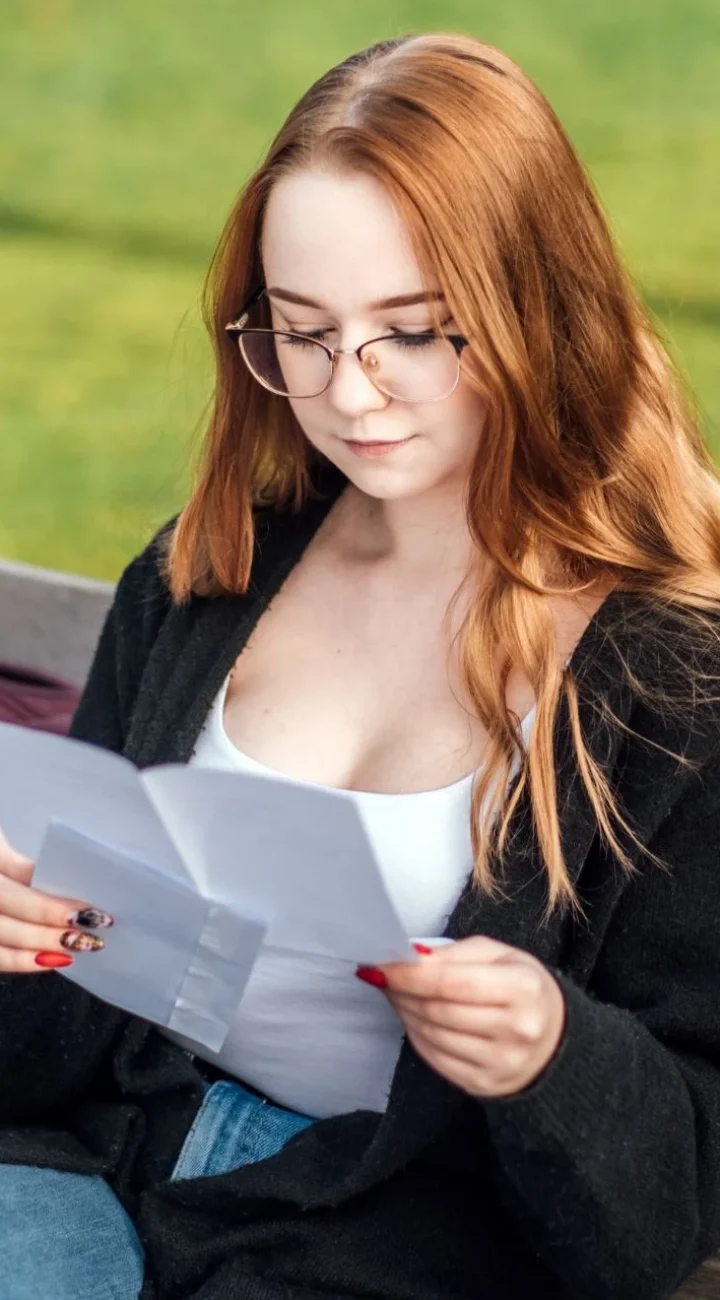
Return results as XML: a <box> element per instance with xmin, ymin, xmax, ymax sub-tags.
<box><xmin>413</xmin><ymin>943</ymin><xmax>434</xmax><ymax>955</ymax></box>
<box><xmin>355</xmin><ymin>966</ymin><xmax>388</xmax><ymax>989</ymax></box>
<box><xmin>35</xmin><ymin>952</ymin><xmax>73</xmax><ymax>968</ymax></box>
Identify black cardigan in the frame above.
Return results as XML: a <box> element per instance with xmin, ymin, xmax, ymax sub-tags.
<box><xmin>2</xmin><ymin>470</ymin><xmax>720</xmax><ymax>1300</ymax></box>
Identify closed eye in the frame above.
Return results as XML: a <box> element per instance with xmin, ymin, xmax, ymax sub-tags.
<box><xmin>388</xmin><ymin>331</ymin><xmax>442</xmax><ymax>350</ymax></box>
<box><xmin>283</xmin><ymin>327</ymin><xmax>465</xmax><ymax>352</ymax></box>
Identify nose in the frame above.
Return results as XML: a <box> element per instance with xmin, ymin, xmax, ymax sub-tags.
<box><xmin>325</xmin><ymin>349</ymin><xmax>390</xmax><ymax>417</ymax></box>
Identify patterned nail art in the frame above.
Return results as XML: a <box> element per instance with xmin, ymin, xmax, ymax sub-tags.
<box><xmin>59</xmin><ymin>930</ymin><xmax>105</xmax><ymax>953</ymax></box>
<box><xmin>67</xmin><ymin>908</ymin><xmax>114</xmax><ymax>929</ymax></box>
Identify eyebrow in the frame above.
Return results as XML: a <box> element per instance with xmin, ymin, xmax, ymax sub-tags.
<box><xmin>265</xmin><ymin>288</ymin><xmax>446</xmax><ymax>312</ymax></box>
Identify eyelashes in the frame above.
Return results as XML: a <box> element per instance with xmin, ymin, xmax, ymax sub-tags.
<box><xmin>280</xmin><ymin>315</ymin><xmax>455</xmax><ymax>339</ymax></box>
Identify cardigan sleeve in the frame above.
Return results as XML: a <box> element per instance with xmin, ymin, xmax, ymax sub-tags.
<box><xmin>480</xmin><ymin>750</ymin><xmax>720</xmax><ymax>1300</ymax></box>
<box><xmin>0</xmin><ymin>524</ymin><xmax>176</xmax><ymax>1125</ymax></box>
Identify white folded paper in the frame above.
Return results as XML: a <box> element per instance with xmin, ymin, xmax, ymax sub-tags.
<box><xmin>0</xmin><ymin>722</ymin><xmax>421</xmax><ymax>1052</ymax></box>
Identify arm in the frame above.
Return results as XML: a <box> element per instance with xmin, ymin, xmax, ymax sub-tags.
<box><xmin>481</xmin><ymin>755</ymin><xmax>720</xmax><ymax>1300</ymax></box>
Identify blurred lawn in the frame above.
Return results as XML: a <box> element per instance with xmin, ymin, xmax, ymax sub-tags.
<box><xmin>1</xmin><ymin>0</ymin><xmax>718</xmax><ymax>578</ymax></box>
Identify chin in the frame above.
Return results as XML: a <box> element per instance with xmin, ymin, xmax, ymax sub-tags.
<box><xmin>342</xmin><ymin>466</ymin><xmax>439</xmax><ymax>501</ymax></box>
<box><xmin>309</xmin><ymin>436</ymin><xmax>452</xmax><ymax>499</ymax></box>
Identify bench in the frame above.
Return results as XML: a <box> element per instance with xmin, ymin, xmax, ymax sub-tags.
<box><xmin>0</xmin><ymin>555</ymin><xmax>114</xmax><ymax>686</ymax></box>
<box><xmin>0</xmin><ymin>554</ymin><xmax>718</xmax><ymax>1298</ymax></box>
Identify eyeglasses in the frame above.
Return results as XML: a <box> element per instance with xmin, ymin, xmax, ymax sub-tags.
<box><xmin>225</xmin><ymin>286</ymin><xmax>468</xmax><ymax>403</ymax></box>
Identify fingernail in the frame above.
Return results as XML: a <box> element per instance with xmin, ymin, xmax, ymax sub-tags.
<box><xmin>59</xmin><ymin>931</ymin><xmax>105</xmax><ymax>953</ymax></box>
<box><xmin>35</xmin><ymin>952</ymin><xmax>73</xmax><ymax>968</ymax></box>
<box><xmin>67</xmin><ymin>908</ymin><xmax>114</xmax><ymax>929</ymax></box>
<box><xmin>355</xmin><ymin>966</ymin><xmax>388</xmax><ymax>989</ymax></box>
<box><xmin>413</xmin><ymin>943</ymin><xmax>434</xmax><ymax>955</ymax></box>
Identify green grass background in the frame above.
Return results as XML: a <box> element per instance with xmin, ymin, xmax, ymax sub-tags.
<box><xmin>1</xmin><ymin>0</ymin><xmax>718</xmax><ymax>578</ymax></box>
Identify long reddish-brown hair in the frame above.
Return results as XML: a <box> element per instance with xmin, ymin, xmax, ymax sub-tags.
<box><xmin>165</xmin><ymin>32</ymin><xmax>720</xmax><ymax>916</ymax></box>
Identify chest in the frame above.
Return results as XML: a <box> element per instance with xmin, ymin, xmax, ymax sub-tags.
<box><xmin>222</xmin><ymin>550</ymin><xmax>536</xmax><ymax>795</ymax></box>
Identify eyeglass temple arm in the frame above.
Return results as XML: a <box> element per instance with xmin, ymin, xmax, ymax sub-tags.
<box><xmin>226</xmin><ymin>284</ymin><xmax>265</xmax><ymax>332</ymax></box>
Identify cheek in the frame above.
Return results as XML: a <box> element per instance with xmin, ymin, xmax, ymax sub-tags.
<box><xmin>441</xmin><ymin>384</ymin><xmax>488</xmax><ymax>457</ymax></box>
<box><xmin>287</xmin><ymin>396</ymin><xmax>327</xmax><ymax>439</ymax></box>
<box><xmin>455</xmin><ymin>370</ymin><xmax>489</xmax><ymax>421</ymax></box>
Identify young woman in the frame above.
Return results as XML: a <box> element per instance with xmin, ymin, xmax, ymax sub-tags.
<box><xmin>1</xmin><ymin>30</ymin><xmax>720</xmax><ymax>1300</ymax></box>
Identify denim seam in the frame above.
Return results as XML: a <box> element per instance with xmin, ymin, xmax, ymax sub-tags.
<box><xmin>169</xmin><ymin>1083</ymin><xmax>218</xmax><ymax>1181</ymax></box>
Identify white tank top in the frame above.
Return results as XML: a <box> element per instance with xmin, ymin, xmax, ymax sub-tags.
<box><xmin>160</xmin><ymin>672</ymin><xmax>537</xmax><ymax>1118</ymax></box>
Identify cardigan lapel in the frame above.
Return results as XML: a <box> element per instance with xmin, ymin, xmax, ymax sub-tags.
<box><xmin>123</xmin><ymin>480</ymin><xmax>346</xmax><ymax>771</ymax></box>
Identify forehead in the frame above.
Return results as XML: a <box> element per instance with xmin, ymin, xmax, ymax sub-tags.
<box><xmin>260</xmin><ymin>170</ymin><xmax>432</xmax><ymax>311</ymax></box>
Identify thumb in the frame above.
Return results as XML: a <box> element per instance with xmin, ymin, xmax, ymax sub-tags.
<box><xmin>0</xmin><ymin>824</ymin><xmax>35</xmax><ymax>885</ymax></box>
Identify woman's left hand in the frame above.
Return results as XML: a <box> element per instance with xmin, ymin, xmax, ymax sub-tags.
<box><xmin>356</xmin><ymin>936</ymin><xmax>567</xmax><ymax>1099</ymax></box>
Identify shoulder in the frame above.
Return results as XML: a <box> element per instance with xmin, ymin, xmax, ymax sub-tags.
<box><xmin>624</xmin><ymin>593</ymin><xmax>720</xmax><ymax>738</ymax></box>
<box><xmin>106</xmin><ymin>491</ymin><xmax>304</xmax><ymax>677</ymax></box>
<box><xmin>585</xmin><ymin>585</ymin><xmax>720</xmax><ymax>722</ymax></box>
<box><xmin>68</xmin><ymin>516</ymin><xmax>180</xmax><ymax>752</ymax></box>
<box><xmin>103</xmin><ymin>519</ymin><xmax>177</xmax><ymax>666</ymax></box>
<box><xmin>602</xmin><ymin>590</ymin><xmax>720</xmax><ymax>846</ymax></box>
<box><xmin>115</xmin><ymin>514</ymin><xmax>178</xmax><ymax>604</ymax></box>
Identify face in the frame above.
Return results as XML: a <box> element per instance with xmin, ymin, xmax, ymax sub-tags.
<box><xmin>259</xmin><ymin>170</ymin><xmax>487</xmax><ymax>501</ymax></box>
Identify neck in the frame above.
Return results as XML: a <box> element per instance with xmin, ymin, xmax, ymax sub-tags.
<box><xmin>338</xmin><ymin>481</ymin><xmax>475</xmax><ymax>576</ymax></box>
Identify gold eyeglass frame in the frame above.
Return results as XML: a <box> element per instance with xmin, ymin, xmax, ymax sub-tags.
<box><xmin>225</xmin><ymin>285</ymin><xmax>468</xmax><ymax>403</ymax></box>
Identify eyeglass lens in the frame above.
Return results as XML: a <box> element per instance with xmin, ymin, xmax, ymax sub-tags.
<box><xmin>237</xmin><ymin>330</ymin><xmax>460</xmax><ymax>401</ymax></box>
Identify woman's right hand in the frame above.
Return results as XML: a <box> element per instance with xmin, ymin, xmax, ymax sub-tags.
<box><xmin>0</xmin><ymin>824</ymin><xmax>113</xmax><ymax>972</ymax></box>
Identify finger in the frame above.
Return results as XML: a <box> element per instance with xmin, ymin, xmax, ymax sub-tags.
<box><xmin>0</xmin><ymin>872</ymin><xmax>92</xmax><ymax>930</ymax></box>
<box><xmin>390</xmin><ymin>995</ymin><xmax>520</xmax><ymax>1038</ymax></box>
<box><xmin>0</xmin><ymin>856</ymin><xmax>34</xmax><ymax>885</ymax></box>
<box><xmin>0</xmin><ymin>915</ymin><xmax>104</xmax><ymax>955</ymax></box>
<box><xmin>0</xmin><ymin>827</ymin><xmax>34</xmax><ymax>885</ymax></box>
<box><xmin>0</xmin><ymin>946</ymin><xmax>66</xmax><ymax>974</ymax></box>
<box><xmin>406</xmin><ymin>1036</ymin><xmax>497</xmax><ymax>1098</ymax></box>
<box><xmin>402</xmin><ymin>1010</ymin><xmax>501</xmax><ymax>1066</ymax></box>
<box><xmin>414</xmin><ymin>936</ymin><xmax>522</xmax><ymax>965</ymax></box>
<box><xmin>0</xmin><ymin>860</ymin><xmax>34</xmax><ymax>886</ymax></box>
<box><xmin>382</xmin><ymin>959</ymin><xmax>541</xmax><ymax>1005</ymax></box>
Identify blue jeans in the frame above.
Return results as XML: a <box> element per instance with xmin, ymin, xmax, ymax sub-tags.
<box><xmin>0</xmin><ymin>1080</ymin><xmax>316</xmax><ymax>1299</ymax></box>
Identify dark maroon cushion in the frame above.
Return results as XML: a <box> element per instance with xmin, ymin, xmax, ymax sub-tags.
<box><xmin>0</xmin><ymin>662</ymin><xmax>81</xmax><ymax>737</ymax></box>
